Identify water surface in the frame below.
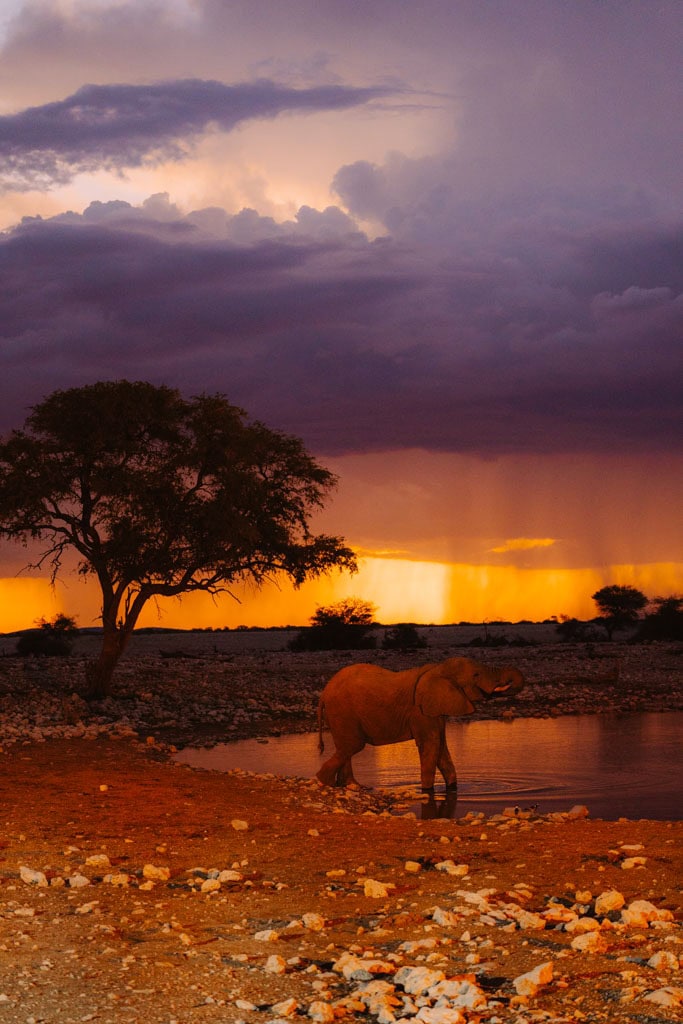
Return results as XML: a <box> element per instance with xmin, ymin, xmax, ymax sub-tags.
<box><xmin>175</xmin><ymin>711</ymin><xmax>683</xmax><ymax>820</ymax></box>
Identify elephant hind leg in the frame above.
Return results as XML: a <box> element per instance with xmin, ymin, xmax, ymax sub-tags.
<box><xmin>317</xmin><ymin>750</ymin><xmax>360</xmax><ymax>788</ymax></box>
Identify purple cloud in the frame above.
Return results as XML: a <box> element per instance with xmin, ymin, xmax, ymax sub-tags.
<box><xmin>0</xmin><ymin>78</ymin><xmax>396</xmax><ymax>190</ymax></box>
<box><xmin>1</xmin><ymin>197</ymin><xmax>680</xmax><ymax>457</ymax></box>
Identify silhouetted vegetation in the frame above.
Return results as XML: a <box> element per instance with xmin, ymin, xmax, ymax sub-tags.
<box><xmin>16</xmin><ymin>614</ymin><xmax>79</xmax><ymax>657</ymax></box>
<box><xmin>555</xmin><ymin>616</ymin><xmax>602</xmax><ymax>642</ymax></box>
<box><xmin>0</xmin><ymin>381</ymin><xmax>355</xmax><ymax>697</ymax></box>
<box><xmin>592</xmin><ymin>585</ymin><xmax>647</xmax><ymax>640</ymax></box>
<box><xmin>636</xmin><ymin>596</ymin><xmax>683</xmax><ymax>641</ymax></box>
<box><xmin>382</xmin><ymin>623</ymin><xmax>428</xmax><ymax>650</ymax></box>
<box><xmin>288</xmin><ymin>598</ymin><xmax>377</xmax><ymax>651</ymax></box>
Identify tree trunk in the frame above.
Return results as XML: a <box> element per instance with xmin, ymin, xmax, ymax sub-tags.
<box><xmin>84</xmin><ymin>626</ymin><xmax>128</xmax><ymax>699</ymax></box>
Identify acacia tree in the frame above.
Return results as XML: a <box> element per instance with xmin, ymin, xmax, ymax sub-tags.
<box><xmin>592</xmin><ymin>584</ymin><xmax>647</xmax><ymax>640</ymax></box>
<box><xmin>0</xmin><ymin>381</ymin><xmax>356</xmax><ymax>697</ymax></box>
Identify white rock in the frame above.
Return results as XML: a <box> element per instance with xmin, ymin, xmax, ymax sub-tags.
<box><xmin>427</xmin><ymin>978</ymin><xmax>486</xmax><ymax>1009</ymax></box>
<box><xmin>19</xmin><ymin>866</ymin><xmax>48</xmax><ymax>887</ymax></box>
<box><xmin>334</xmin><ymin>951</ymin><xmax>395</xmax><ymax>981</ymax></box>
<box><xmin>622</xmin><ymin>900</ymin><xmax>674</xmax><ymax>928</ymax></box>
<box><xmin>142</xmin><ymin>864</ymin><xmax>170</xmax><ymax>881</ymax></box>
<box><xmin>302</xmin><ymin>912</ymin><xmax>326</xmax><ymax>931</ymax></box>
<box><xmin>621</xmin><ymin>856</ymin><xmax>647</xmax><ymax>869</ymax></box>
<box><xmin>308</xmin><ymin>1000</ymin><xmax>335</xmax><ymax>1022</ymax></box>
<box><xmin>265</xmin><ymin>954</ymin><xmax>287</xmax><ymax>974</ymax></box>
<box><xmin>218</xmin><ymin>869</ymin><xmax>243</xmax><ymax>883</ymax></box>
<box><xmin>571</xmin><ymin>931</ymin><xmax>607</xmax><ymax>953</ymax></box>
<box><xmin>235</xmin><ymin>998</ymin><xmax>257</xmax><ymax>1011</ymax></box>
<box><xmin>85</xmin><ymin>854</ymin><xmax>110</xmax><ymax>868</ymax></box>
<box><xmin>595</xmin><ymin>889</ymin><xmax>625</xmax><ymax>915</ymax></box>
<box><xmin>393</xmin><ymin>966</ymin><xmax>446</xmax><ymax>995</ymax></box>
<box><xmin>201</xmin><ymin>878</ymin><xmax>221</xmax><ymax>893</ymax></box>
<box><xmin>642</xmin><ymin>986</ymin><xmax>683</xmax><ymax>1007</ymax></box>
<box><xmin>435</xmin><ymin>860</ymin><xmax>469</xmax><ymax>877</ymax></box>
<box><xmin>564</xmin><ymin>916</ymin><xmax>600</xmax><ymax>934</ymax></box>
<box><xmin>566</xmin><ymin>805</ymin><xmax>589</xmax><ymax>819</ymax></box>
<box><xmin>271</xmin><ymin>996</ymin><xmax>299</xmax><ymax>1016</ymax></box>
<box><xmin>513</xmin><ymin>961</ymin><xmax>554</xmax><ymax>996</ymax></box>
<box><xmin>432</xmin><ymin>907</ymin><xmax>460</xmax><ymax>928</ymax></box>
<box><xmin>75</xmin><ymin>901</ymin><xmax>100</xmax><ymax>916</ymax></box>
<box><xmin>415</xmin><ymin>1007</ymin><xmax>466</xmax><ymax>1023</ymax></box>
<box><xmin>67</xmin><ymin>873</ymin><xmax>90</xmax><ymax>888</ymax></box>
<box><xmin>363</xmin><ymin>878</ymin><xmax>395</xmax><ymax>899</ymax></box>
<box><xmin>254</xmin><ymin>929</ymin><xmax>280</xmax><ymax>942</ymax></box>
<box><xmin>648</xmin><ymin>950</ymin><xmax>680</xmax><ymax>971</ymax></box>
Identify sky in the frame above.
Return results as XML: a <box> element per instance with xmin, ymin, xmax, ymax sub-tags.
<box><xmin>0</xmin><ymin>0</ymin><xmax>681</xmax><ymax>631</ymax></box>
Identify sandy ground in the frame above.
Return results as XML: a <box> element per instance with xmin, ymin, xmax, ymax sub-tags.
<box><xmin>0</xmin><ymin>631</ymin><xmax>682</xmax><ymax>1023</ymax></box>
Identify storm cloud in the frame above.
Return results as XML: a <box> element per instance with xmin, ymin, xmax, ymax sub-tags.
<box><xmin>2</xmin><ymin>193</ymin><xmax>680</xmax><ymax>456</ymax></box>
<box><xmin>0</xmin><ymin>77</ymin><xmax>395</xmax><ymax>190</ymax></box>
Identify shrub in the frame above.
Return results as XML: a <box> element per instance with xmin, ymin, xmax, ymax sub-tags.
<box><xmin>382</xmin><ymin>623</ymin><xmax>427</xmax><ymax>650</ymax></box>
<box><xmin>16</xmin><ymin>614</ymin><xmax>78</xmax><ymax>657</ymax></box>
<box><xmin>288</xmin><ymin>598</ymin><xmax>377</xmax><ymax>651</ymax></box>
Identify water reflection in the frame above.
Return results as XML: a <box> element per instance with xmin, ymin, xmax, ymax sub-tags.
<box><xmin>174</xmin><ymin>711</ymin><xmax>683</xmax><ymax>821</ymax></box>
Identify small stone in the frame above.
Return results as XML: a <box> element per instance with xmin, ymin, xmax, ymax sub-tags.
<box><xmin>142</xmin><ymin>864</ymin><xmax>170</xmax><ymax>881</ymax></box>
<box><xmin>218</xmin><ymin>869</ymin><xmax>243</xmax><ymax>883</ymax></box>
<box><xmin>571</xmin><ymin>931</ymin><xmax>607</xmax><ymax>952</ymax></box>
<box><xmin>308</xmin><ymin>1000</ymin><xmax>335</xmax><ymax>1022</ymax></box>
<box><xmin>621</xmin><ymin>856</ymin><xmax>647</xmax><ymax>869</ymax></box>
<box><xmin>363</xmin><ymin>878</ymin><xmax>395</xmax><ymax>899</ymax></box>
<box><xmin>435</xmin><ymin>860</ymin><xmax>469</xmax><ymax>876</ymax></box>
<box><xmin>648</xmin><ymin>950</ymin><xmax>679</xmax><ymax>971</ymax></box>
<box><xmin>595</xmin><ymin>889</ymin><xmax>625</xmax><ymax>915</ymax></box>
<box><xmin>67</xmin><ymin>874</ymin><xmax>90</xmax><ymax>888</ymax></box>
<box><xmin>254</xmin><ymin>929</ymin><xmax>279</xmax><ymax>942</ymax></box>
<box><xmin>201</xmin><ymin>878</ymin><xmax>221</xmax><ymax>893</ymax></box>
<box><xmin>566</xmin><ymin>805</ymin><xmax>589</xmax><ymax>819</ymax></box>
<box><xmin>75</xmin><ymin>901</ymin><xmax>100</xmax><ymax>916</ymax></box>
<box><xmin>231</xmin><ymin>819</ymin><xmax>249</xmax><ymax>831</ymax></box>
<box><xmin>405</xmin><ymin>860</ymin><xmax>422</xmax><ymax>873</ymax></box>
<box><xmin>85</xmin><ymin>854</ymin><xmax>110</xmax><ymax>868</ymax></box>
<box><xmin>20</xmin><ymin>866</ymin><xmax>48</xmax><ymax>887</ymax></box>
<box><xmin>265</xmin><ymin>954</ymin><xmax>287</xmax><ymax>974</ymax></box>
<box><xmin>643</xmin><ymin>987</ymin><xmax>683</xmax><ymax>1008</ymax></box>
<box><xmin>235</xmin><ymin>998</ymin><xmax>257</xmax><ymax>1011</ymax></box>
<box><xmin>513</xmin><ymin>961</ymin><xmax>554</xmax><ymax>996</ymax></box>
<box><xmin>302</xmin><ymin>912</ymin><xmax>325</xmax><ymax>931</ymax></box>
<box><xmin>272</xmin><ymin>997</ymin><xmax>298</xmax><ymax>1016</ymax></box>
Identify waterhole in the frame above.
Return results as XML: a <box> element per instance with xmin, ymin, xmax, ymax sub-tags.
<box><xmin>175</xmin><ymin>711</ymin><xmax>683</xmax><ymax>820</ymax></box>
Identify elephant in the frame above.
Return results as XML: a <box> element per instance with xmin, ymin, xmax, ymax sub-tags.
<box><xmin>316</xmin><ymin>656</ymin><xmax>525</xmax><ymax>793</ymax></box>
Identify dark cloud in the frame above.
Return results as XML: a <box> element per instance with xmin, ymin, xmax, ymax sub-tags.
<box><xmin>1</xmin><ymin>196</ymin><xmax>680</xmax><ymax>457</ymax></box>
<box><xmin>0</xmin><ymin>78</ymin><xmax>395</xmax><ymax>190</ymax></box>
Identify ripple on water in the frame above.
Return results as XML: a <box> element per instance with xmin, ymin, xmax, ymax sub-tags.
<box><xmin>174</xmin><ymin>711</ymin><xmax>683</xmax><ymax>821</ymax></box>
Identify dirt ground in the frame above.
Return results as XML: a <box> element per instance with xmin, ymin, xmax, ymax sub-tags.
<box><xmin>1</xmin><ymin>736</ymin><xmax>682</xmax><ymax>1024</ymax></box>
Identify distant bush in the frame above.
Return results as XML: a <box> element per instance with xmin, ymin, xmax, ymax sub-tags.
<box><xmin>555</xmin><ymin>616</ymin><xmax>602</xmax><ymax>642</ymax></box>
<box><xmin>288</xmin><ymin>598</ymin><xmax>377</xmax><ymax>651</ymax></box>
<box><xmin>16</xmin><ymin>614</ymin><xmax>78</xmax><ymax>657</ymax></box>
<box><xmin>636</xmin><ymin>596</ymin><xmax>683</xmax><ymax>641</ymax></box>
<box><xmin>382</xmin><ymin>624</ymin><xmax>428</xmax><ymax>650</ymax></box>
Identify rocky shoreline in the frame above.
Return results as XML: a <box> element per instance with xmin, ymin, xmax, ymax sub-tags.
<box><xmin>1</xmin><ymin>633</ymin><xmax>681</xmax><ymax>750</ymax></box>
<box><xmin>1</xmin><ymin>635</ymin><xmax>681</xmax><ymax>1023</ymax></box>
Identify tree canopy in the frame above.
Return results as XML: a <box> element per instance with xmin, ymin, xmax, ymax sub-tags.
<box><xmin>592</xmin><ymin>584</ymin><xmax>647</xmax><ymax>639</ymax></box>
<box><xmin>0</xmin><ymin>381</ymin><xmax>356</xmax><ymax>695</ymax></box>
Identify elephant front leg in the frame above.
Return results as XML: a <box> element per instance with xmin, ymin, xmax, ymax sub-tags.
<box><xmin>436</xmin><ymin>724</ymin><xmax>458</xmax><ymax>792</ymax></box>
<box><xmin>414</xmin><ymin>732</ymin><xmax>441</xmax><ymax>793</ymax></box>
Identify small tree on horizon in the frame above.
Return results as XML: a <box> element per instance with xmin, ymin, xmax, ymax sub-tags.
<box><xmin>0</xmin><ymin>381</ymin><xmax>356</xmax><ymax>697</ymax></box>
<box><xmin>288</xmin><ymin>597</ymin><xmax>377</xmax><ymax>650</ymax></box>
<box><xmin>592</xmin><ymin>585</ymin><xmax>647</xmax><ymax>640</ymax></box>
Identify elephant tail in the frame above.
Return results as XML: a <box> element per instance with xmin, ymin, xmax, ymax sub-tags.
<box><xmin>317</xmin><ymin>698</ymin><xmax>326</xmax><ymax>754</ymax></box>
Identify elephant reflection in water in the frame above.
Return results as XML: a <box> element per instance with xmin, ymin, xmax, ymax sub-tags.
<box><xmin>317</xmin><ymin>656</ymin><xmax>525</xmax><ymax>793</ymax></box>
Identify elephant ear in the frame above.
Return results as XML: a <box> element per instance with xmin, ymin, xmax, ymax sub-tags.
<box><xmin>415</xmin><ymin>665</ymin><xmax>475</xmax><ymax>718</ymax></box>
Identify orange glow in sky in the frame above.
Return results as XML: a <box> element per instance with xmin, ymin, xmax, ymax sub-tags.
<box><xmin>2</xmin><ymin>557</ymin><xmax>681</xmax><ymax>633</ymax></box>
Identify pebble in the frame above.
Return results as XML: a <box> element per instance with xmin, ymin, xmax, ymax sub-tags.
<box><xmin>513</xmin><ymin>961</ymin><xmax>554</xmax><ymax>996</ymax></box>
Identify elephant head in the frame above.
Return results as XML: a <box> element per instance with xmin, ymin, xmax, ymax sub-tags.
<box><xmin>415</xmin><ymin>657</ymin><xmax>525</xmax><ymax>717</ymax></box>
